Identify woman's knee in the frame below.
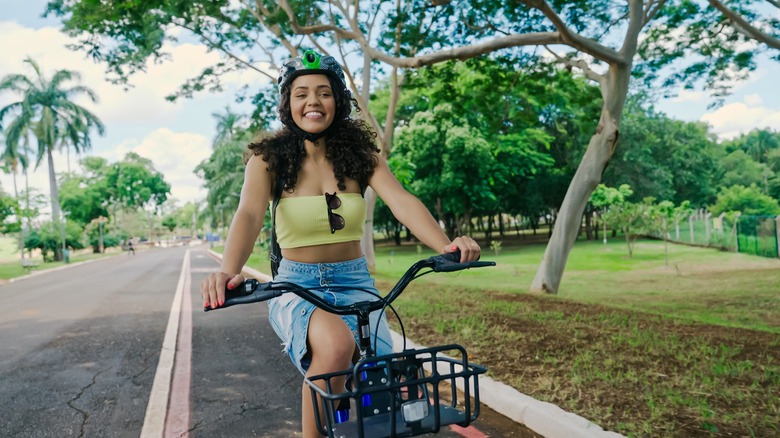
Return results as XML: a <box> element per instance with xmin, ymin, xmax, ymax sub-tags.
<box><xmin>307</xmin><ymin>310</ymin><xmax>355</xmax><ymax>368</ymax></box>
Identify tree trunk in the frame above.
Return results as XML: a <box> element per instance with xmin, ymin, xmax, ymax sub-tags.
<box><xmin>530</xmin><ymin>64</ymin><xmax>629</xmax><ymax>294</ymax></box>
<box><xmin>12</xmin><ymin>171</ymin><xmax>23</xmax><ymax>261</ymax></box>
<box><xmin>47</xmin><ymin>148</ymin><xmax>64</xmax><ymax>261</ymax></box>
<box><xmin>584</xmin><ymin>207</ymin><xmax>594</xmax><ymax>240</ymax></box>
<box><xmin>361</xmin><ymin>187</ymin><xmax>377</xmax><ymax>270</ymax></box>
<box><xmin>24</xmin><ymin>167</ymin><xmax>31</xmax><ymax>258</ymax></box>
<box><xmin>361</xmin><ymin>61</ymin><xmax>401</xmax><ymax>270</ymax></box>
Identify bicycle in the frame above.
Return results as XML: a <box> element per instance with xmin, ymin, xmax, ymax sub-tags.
<box><xmin>205</xmin><ymin>251</ymin><xmax>495</xmax><ymax>438</ymax></box>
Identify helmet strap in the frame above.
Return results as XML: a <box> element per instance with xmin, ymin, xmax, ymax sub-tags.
<box><xmin>286</xmin><ymin>121</ymin><xmax>330</xmax><ymax>142</ymax></box>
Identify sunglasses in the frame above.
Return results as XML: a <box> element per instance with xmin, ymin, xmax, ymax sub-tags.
<box><xmin>325</xmin><ymin>192</ymin><xmax>345</xmax><ymax>234</ymax></box>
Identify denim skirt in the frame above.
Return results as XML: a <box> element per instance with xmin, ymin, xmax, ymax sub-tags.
<box><xmin>267</xmin><ymin>256</ymin><xmax>394</xmax><ymax>376</ymax></box>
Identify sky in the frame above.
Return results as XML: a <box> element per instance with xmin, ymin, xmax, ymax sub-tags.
<box><xmin>1</xmin><ymin>1</ymin><xmax>779</xmax><ymax>209</ymax></box>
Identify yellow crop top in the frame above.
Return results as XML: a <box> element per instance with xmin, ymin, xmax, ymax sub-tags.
<box><xmin>274</xmin><ymin>193</ymin><xmax>366</xmax><ymax>249</ymax></box>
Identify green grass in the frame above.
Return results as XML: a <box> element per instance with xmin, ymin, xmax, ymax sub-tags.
<box><xmin>0</xmin><ymin>237</ymin><xmax>21</xmax><ymax>262</ymax></box>
<box><xmin>373</xmin><ymin>238</ymin><xmax>780</xmax><ymax>333</ymax></box>
<box><xmin>0</xmin><ymin>236</ymin><xmax>121</xmax><ymax>280</ymax></box>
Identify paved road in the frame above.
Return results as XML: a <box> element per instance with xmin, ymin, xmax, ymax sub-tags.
<box><xmin>0</xmin><ymin>247</ymin><xmax>181</xmax><ymax>437</ymax></box>
<box><xmin>0</xmin><ymin>246</ymin><xmax>538</xmax><ymax>437</ymax></box>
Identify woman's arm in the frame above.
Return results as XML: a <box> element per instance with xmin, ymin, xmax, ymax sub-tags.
<box><xmin>368</xmin><ymin>154</ymin><xmax>480</xmax><ymax>262</ymax></box>
<box><xmin>202</xmin><ymin>154</ymin><xmax>272</xmax><ymax>308</ymax></box>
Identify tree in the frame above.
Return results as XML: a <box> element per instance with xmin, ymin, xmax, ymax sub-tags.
<box><xmin>741</xmin><ymin>129</ymin><xmax>780</xmax><ymax>163</ymax></box>
<box><xmin>0</xmin><ymin>58</ymin><xmax>104</xmax><ymax>260</ymax></box>
<box><xmin>649</xmin><ymin>199</ymin><xmax>692</xmax><ymax>265</ymax></box>
<box><xmin>393</xmin><ymin>105</ymin><xmax>495</xmax><ymax>236</ymax></box>
<box><xmin>603</xmin><ymin>100</ymin><xmax>722</xmax><ymax>207</ymax></box>
<box><xmin>589</xmin><ymin>183</ymin><xmax>633</xmax><ymax>243</ymax></box>
<box><xmin>718</xmin><ymin>150</ymin><xmax>773</xmax><ymax>191</ymax></box>
<box><xmin>710</xmin><ymin>184</ymin><xmax>780</xmax><ymax>216</ymax></box>
<box><xmin>105</xmin><ymin>153</ymin><xmax>170</xmax><ymax>212</ymax></box>
<box><xmin>161</xmin><ymin>215</ymin><xmax>176</xmax><ymax>233</ymax></box>
<box><xmin>195</xmin><ymin>138</ymin><xmax>249</xmax><ymax>232</ymax></box>
<box><xmin>211</xmin><ymin>106</ymin><xmax>248</xmax><ymax>147</ymax></box>
<box><xmin>0</xmin><ymin>185</ymin><xmax>19</xmax><ymax>234</ymax></box>
<box><xmin>47</xmin><ymin>0</ymin><xmax>779</xmax><ymax>291</ymax></box>
<box><xmin>1</xmin><ymin>130</ymin><xmax>32</xmax><ymax>260</ymax></box>
<box><xmin>58</xmin><ymin>158</ymin><xmax>110</xmax><ymax>227</ymax></box>
<box><xmin>599</xmin><ymin>186</ymin><xmax>654</xmax><ymax>259</ymax></box>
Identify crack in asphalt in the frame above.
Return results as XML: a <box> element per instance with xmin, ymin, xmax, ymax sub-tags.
<box><xmin>282</xmin><ymin>374</ymin><xmax>298</xmax><ymax>388</ymax></box>
<box><xmin>66</xmin><ymin>369</ymin><xmax>106</xmax><ymax>438</ymax></box>
<box><xmin>237</xmin><ymin>394</ymin><xmax>265</xmax><ymax>417</ymax></box>
<box><xmin>131</xmin><ymin>352</ymin><xmax>154</xmax><ymax>385</ymax></box>
<box><xmin>185</xmin><ymin>418</ymin><xmax>205</xmax><ymax>435</ymax></box>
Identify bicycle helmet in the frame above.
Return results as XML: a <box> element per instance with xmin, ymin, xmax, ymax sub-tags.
<box><xmin>278</xmin><ymin>50</ymin><xmax>346</xmax><ymax>93</ymax></box>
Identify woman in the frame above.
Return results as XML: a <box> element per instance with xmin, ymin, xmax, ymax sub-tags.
<box><xmin>201</xmin><ymin>50</ymin><xmax>481</xmax><ymax>437</ymax></box>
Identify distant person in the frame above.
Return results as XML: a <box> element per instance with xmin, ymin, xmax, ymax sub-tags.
<box><xmin>127</xmin><ymin>241</ymin><xmax>135</xmax><ymax>256</ymax></box>
<box><xmin>200</xmin><ymin>50</ymin><xmax>481</xmax><ymax>438</ymax></box>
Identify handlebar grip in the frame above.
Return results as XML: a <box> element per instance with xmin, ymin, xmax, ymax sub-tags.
<box><xmin>204</xmin><ymin>279</ymin><xmax>281</xmax><ymax>312</ymax></box>
<box><xmin>432</xmin><ymin>251</ymin><xmax>496</xmax><ymax>272</ymax></box>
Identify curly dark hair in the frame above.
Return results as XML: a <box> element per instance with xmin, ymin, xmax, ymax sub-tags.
<box><xmin>246</xmin><ymin>75</ymin><xmax>379</xmax><ymax>192</ymax></box>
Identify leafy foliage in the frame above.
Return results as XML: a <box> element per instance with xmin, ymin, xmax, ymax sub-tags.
<box><xmin>604</xmin><ymin>99</ymin><xmax>720</xmax><ymax>206</ymax></box>
<box><xmin>710</xmin><ymin>184</ymin><xmax>780</xmax><ymax>216</ymax></box>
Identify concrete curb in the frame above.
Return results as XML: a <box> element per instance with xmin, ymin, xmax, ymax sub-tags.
<box><xmin>206</xmin><ymin>250</ymin><xmax>625</xmax><ymax>438</ymax></box>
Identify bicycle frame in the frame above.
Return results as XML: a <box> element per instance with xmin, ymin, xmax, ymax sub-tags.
<box><xmin>206</xmin><ymin>252</ymin><xmax>494</xmax><ymax>437</ymax></box>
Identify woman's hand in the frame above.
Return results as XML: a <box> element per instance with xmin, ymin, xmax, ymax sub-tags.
<box><xmin>443</xmin><ymin>236</ymin><xmax>481</xmax><ymax>263</ymax></box>
<box><xmin>201</xmin><ymin>272</ymin><xmax>245</xmax><ymax>309</ymax></box>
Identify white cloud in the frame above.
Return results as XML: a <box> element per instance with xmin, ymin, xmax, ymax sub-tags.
<box><xmin>109</xmin><ymin>128</ymin><xmax>211</xmax><ymax>204</ymax></box>
<box><xmin>0</xmin><ymin>20</ymin><xmax>245</xmax><ymax>206</ymax></box>
<box><xmin>0</xmin><ymin>21</ymin><xmax>254</xmax><ymax>126</ymax></box>
<box><xmin>667</xmin><ymin>89</ymin><xmax>708</xmax><ymax>104</ymax></box>
<box><xmin>701</xmin><ymin>94</ymin><xmax>780</xmax><ymax>139</ymax></box>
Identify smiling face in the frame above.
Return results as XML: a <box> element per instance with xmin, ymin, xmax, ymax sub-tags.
<box><xmin>289</xmin><ymin>74</ymin><xmax>336</xmax><ymax>135</ymax></box>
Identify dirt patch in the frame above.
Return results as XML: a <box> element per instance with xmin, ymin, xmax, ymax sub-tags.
<box><xmin>387</xmin><ymin>287</ymin><xmax>780</xmax><ymax>438</ymax></box>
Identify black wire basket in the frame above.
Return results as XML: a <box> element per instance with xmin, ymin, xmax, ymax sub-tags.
<box><xmin>304</xmin><ymin>344</ymin><xmax>487</xmax><ymax>438</ymax></box>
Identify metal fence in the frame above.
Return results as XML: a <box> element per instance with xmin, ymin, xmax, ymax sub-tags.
<box><xmin>736</xmin><ymin>215</ymin><xmax>780</xmax><ymax>258</ymax></box>
<box><xmin>664</xmin><ymin>210</ymin><xmax>780</xmax><ymax>258</ymax></box>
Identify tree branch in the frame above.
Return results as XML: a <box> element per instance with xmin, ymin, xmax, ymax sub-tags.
<box><xmin>279</xmin><ymin>0</ymin><xmax>626</xmax><ymax>68</ymax></box>
<box><xmin>620</xmin><ymin>0</ymin><xmax>644</xmax><ymax>58</ymax></box>
<box><xmin>709</xmin><ymin>0</ymin><xmax>780</xmax><ymax>50</ymax></box>
<box><xmin>644</xmin><ymin>0</ymin><xmax>668</xmax><ymax>25</ymax></box>
<box><xmin>247</xmin><ymin>0</ymin><xmax>299</xmax><ymax>56</ymax></box>
<box><xmin>543</xmin><ymin>46</ymin><xmax>606</xmax><ymax>86</ymax></box>
<box><xmin>177</xmin><ymin>22</ymin><xmax>275</xmax><ymax>81</ymax></box>
<box><xmin>524</xmin><ymin>0</ymin><xmax>628</xmax><ymax>66</ymax></box>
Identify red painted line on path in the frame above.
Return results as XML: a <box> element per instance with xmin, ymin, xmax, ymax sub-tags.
<box><xmin>165</xmin><ymin>259</ymin><xmax>192</xmax><ymax>437</ymax></box>
<box><xmin>450</xmin><ymin>423</ymin><xmax>489</xmax><ymax>438</ymax></box>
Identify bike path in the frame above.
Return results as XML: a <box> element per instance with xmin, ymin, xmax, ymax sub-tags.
<box><xmin>188</xmin><ymin>250</ymin><xmax>303</xmax><ymax>437</ymax></box>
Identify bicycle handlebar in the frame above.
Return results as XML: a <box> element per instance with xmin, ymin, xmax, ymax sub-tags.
<box><xmin>204</xmin><ymin>251</ymin><xmax>495</xmax><ymax>314</ymax></box>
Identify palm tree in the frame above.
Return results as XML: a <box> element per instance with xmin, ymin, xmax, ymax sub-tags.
<box><xmin>743</xmin><ymin>129</ymin><xmax>780</xmax><ymax>164</ymax></box>
<box><xmin>0</xmin><ymin>127</ymin><xmax>32</xmax><ymax>261</ymax></box>
<box><xmin>0</xmin><ymin>58</ymin><xmax>105</xmax><ymax>259</ymax></box>
<box><xmin>211</xmin><ymin>106</ymin><xmax>245</xmax><ymax>148</ymax></box>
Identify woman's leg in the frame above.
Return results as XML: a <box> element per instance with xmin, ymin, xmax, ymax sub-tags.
<box><xmin>302</xmin><ymin>308</ymin><xmax>356</xmax><ymax>438</ymax></box>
